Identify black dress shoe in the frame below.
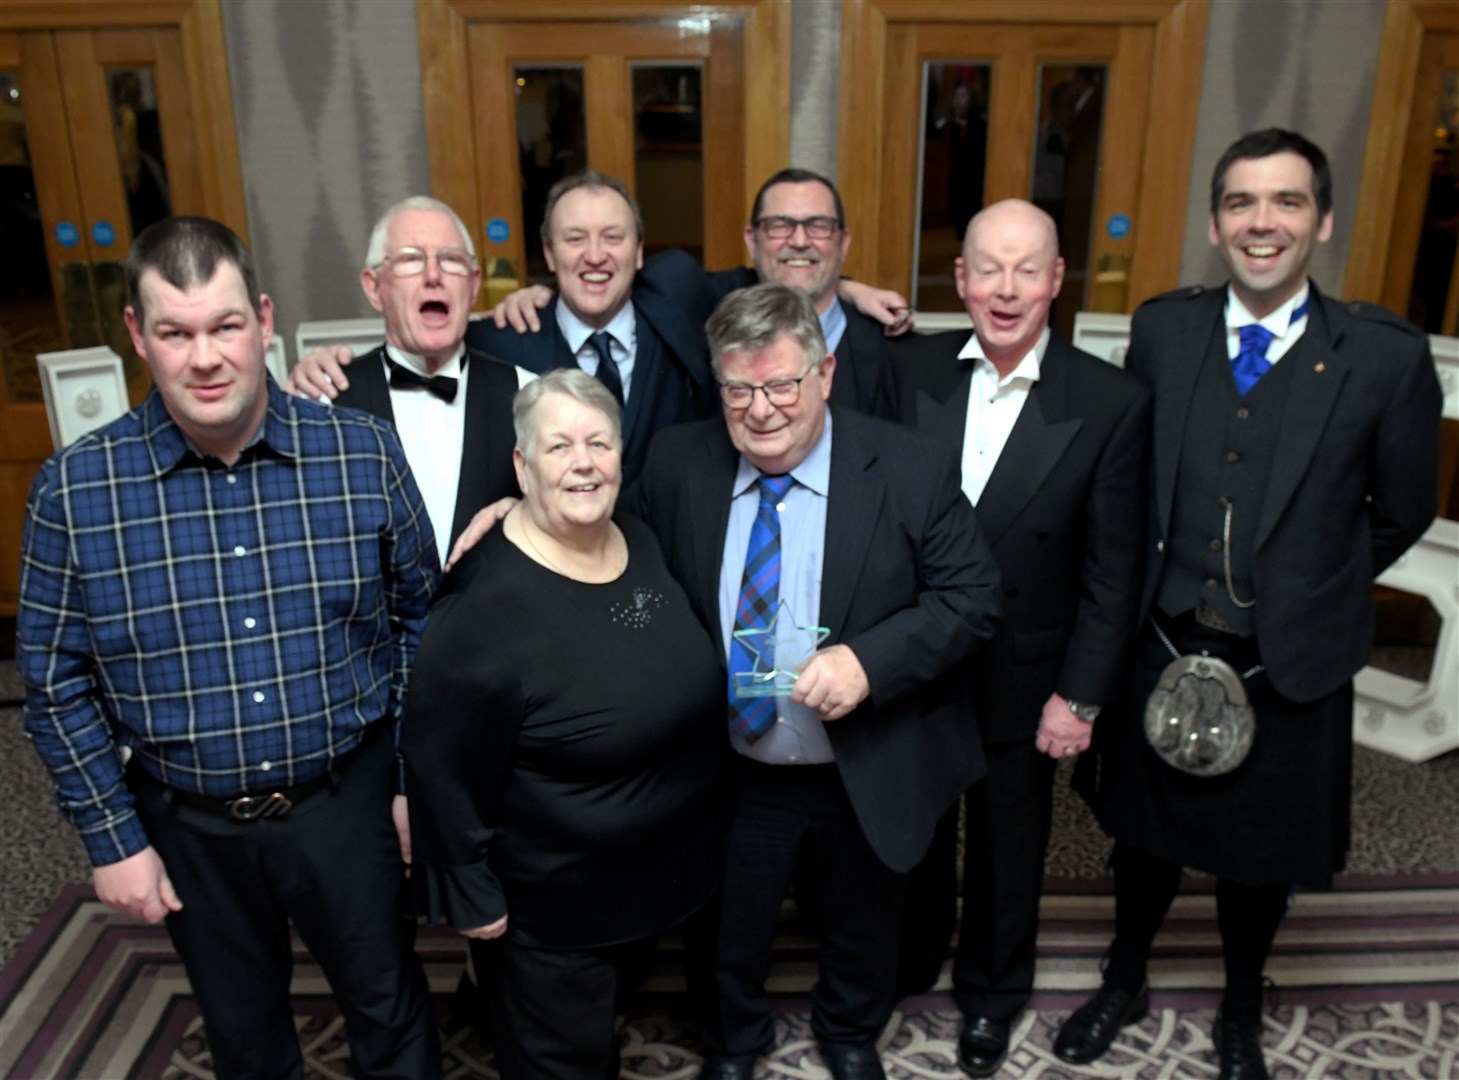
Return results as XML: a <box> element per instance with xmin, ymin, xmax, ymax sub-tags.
<box><xmin>698</xmin><ymin>1054</ymin><xmax>755</xmax><ymax>1080</ymax></box>
<box><xmin>957</xmin><ymin>1015</ymin><xmax>1010</xmax><ymax>1077</ymax></box>
<box><xmin>822</xmin><ymin>1045</ymin><xmax>887</xmax><ymax>1080</ymax></box>
<box><xmin>1052</xmin><ymin>981</ymin><xmax>1149</xmax><ymax>1064</ymax></box>
<box><xmin>1214</xmin><ymin>1014</ymin><xmax>1269</xmax><ymax>1080</ymax></box>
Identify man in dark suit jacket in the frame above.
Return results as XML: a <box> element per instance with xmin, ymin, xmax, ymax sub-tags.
<box><xmin>465</xmin><ymin>170</ymin><xmax>715</xmax><ymax>482</ymax></box>
<box><xmin>878</xmin><ymin>199</ymin><xmax>1151</xmax><ymax>1077</ymax></box>
<box><xmin>639</xmin><ymin>168</ymin><xmax>897</xmax><ymax>414</ymax></box>
<box><xmin>1057</xmin><ymin>130</ymin><xmax>1442</xmax><ymax>1080</ymax></box>
<box><xmin>285</xmin><ymin>195</ymin><xmax>526</xmax><ymax>550</ymax></box>
<box><xmin>627</xmin><ymin>283</ymin><xmax>1002</xmax><ymax>1080</ymax></box>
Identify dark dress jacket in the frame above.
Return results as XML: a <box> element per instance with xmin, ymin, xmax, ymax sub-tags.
<box><xmin>465</xmin><ymin>290</ymin><xmax>715</xmax><ymax>483</ymax></box>
<box><xmin>624</xmin><ymin>407</ymin><xmax>1004</xmax><ymax>873</ymax></box>
<box><xmin>877</xmin><ymin>330</ymin><xmax>1152</xmax><ymax>743</ymax></box>
<box><xmin>333</xmin><ymin>346</ymin><xmax>522</xmax><ymax>548</ymax></box>
<box><xmin>1130</xmin><ymin>282</ymin><xmax>1441</xmax><ymax>703</ymax></box>
<box><xmin>639</xmin><ymin>249</ymin><xmax>889</xmax><ymax>414</ymax></box>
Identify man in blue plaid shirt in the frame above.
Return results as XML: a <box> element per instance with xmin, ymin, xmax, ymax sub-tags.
<box><xmin>18</xmin><ymin>216</ymin><xmax>444</xmax><ymax>1079</ymax></box>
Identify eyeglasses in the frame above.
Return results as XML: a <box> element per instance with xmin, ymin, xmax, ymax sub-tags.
<box><xmin>718</xmin><ymin>369</ymin><xmax>815</xmax><ymax>409</ymax></box>
<box><xmin>753</xmin><ymin>215</ymin><xmax>842</xmax><ymax>240</ymax></box>
<box><xmin>378</xmin><ymin>248</ymin><xmax>477</xmax><ymax>278</ymax></box>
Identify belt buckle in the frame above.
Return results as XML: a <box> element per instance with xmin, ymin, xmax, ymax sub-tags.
<box><xmin>226</xmin><ymin>791</ymin><xmax>293</xmax><ymax>821</ymax></box>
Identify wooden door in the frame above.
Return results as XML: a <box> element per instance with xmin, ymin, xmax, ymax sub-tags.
<box><xmin>839</xmin><ymin>0</ymin><xmax>1208</xmax><ymax>328</ymax></box>
<box><xmin>0</xmin><ymin>3</ymin><xmax>246</xmax><ymax>615</ymax></box>
<box><xmin>417</xmin><ymin>0</ymin><xmax>789</xmax><ymax>297</ymax></box>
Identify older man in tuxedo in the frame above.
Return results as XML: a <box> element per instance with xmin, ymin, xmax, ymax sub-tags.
<box><xmin>879</xmin><ymin>199</ymin><xmax>1151</xmax><ymax>1077</ymax></box>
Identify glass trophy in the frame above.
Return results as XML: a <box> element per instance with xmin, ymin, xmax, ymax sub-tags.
<box><xmin>732</xmin><ymin>599</ymin><xmax>830</xmax><ymax>698</ymax></box>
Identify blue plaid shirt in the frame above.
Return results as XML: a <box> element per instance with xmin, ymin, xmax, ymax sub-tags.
<box><xmin>18</xmin><ymin>381</ymin><xmax>441</xmax><ymax>866</ymax></box>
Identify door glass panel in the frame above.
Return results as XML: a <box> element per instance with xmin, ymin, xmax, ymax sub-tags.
<box><xmin>515</xmin><ymin>66</ymin><xmax>586</xmax><ymax>283</ymax></box>
<box><xmin>914</xmin><ymin>63</ymin><xmax>990</xmax><ymax>312</ymax></box>
<box><xmin>107</xmin><ymin>67</ymin><xmax>171</xmax><ymax>239</ymax></box>
<box><xmin>1405</xmin><ymin>70</ymin><xmax>1459</xmax><ymax>335</ymax></box>
<box><xmin>633</xmin><ymin>64</ymin><xmax>703</xmax><ymax>262</ymax></box>
<box><xmin>0</xmin><ymin>72</ymin><xmax>68</xmax><ymax>405</ymax></box>
<box><xmin>1031</xmin><ymin>64</ymin><xmax>1106</xmax><ymax>339</ymax></box>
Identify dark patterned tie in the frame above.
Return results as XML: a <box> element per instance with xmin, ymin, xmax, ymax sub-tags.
<box><xmin>1231</xmin><ymin>296</ymin><xmax>1309</xmax><ymax>396</ymax></box>
<box><xmin>385</xmin><ymin>356</ymin><xmax>458</xmax><ymax>403</ymax></box>
<box><xmin>590</xmin><ymin>331</ymin><xmax>624</xmax><ymax>406</ymax></box>
<box><xmin>727</xmin><ymin>473</ymin><xmax>794</xmax><ymax>742</ymax></box>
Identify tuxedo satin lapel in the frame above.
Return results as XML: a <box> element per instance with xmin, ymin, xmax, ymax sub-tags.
<box><xmin>449</xmin><ymin>353</ymin><xmax>514</xmax><ymax>546</ymax></box>
<box><xmin>352</xmin><ymin>347</ymin><xmax>396</xmax><ymax>424</ymax></box>
<box><xmin>914</xmin><ymin>373</ymin><xmax>970</xmax><ymax>450</ymax></box>
<box><xmin>1255</xmin><ymin>297</ymin><xmax>1349</xmax><ymax>547</ymax></box>
<box><xmin>1153</xmin><ymin>293</ymin><xmax>1224</xmax><ymax>536</ymax></box>
<box><xmin>976</xmin><ymin>376</ymin><xmax>1081</xmax><ymax>545</ymax></box>
<box><xmin>819</xmin><ymin>418</ymin><xmax>885</xmax><ymax>639</ymax></box>
<box><xmin>690</xmin><ymin>431</ymin><xmax>739</xmax><ymax>638</ymax></box>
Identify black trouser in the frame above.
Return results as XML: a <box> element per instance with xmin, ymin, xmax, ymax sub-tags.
<box><xmin>701</xmin><ymin>759</ymin><xmax>906</xmax><ymax>1061</ymax></box>
<box><xmin>475</xmin><ymin>934</ymin><xmax>654</xmax><ymax>1080</ymax></box>
<box><xmin>130</xmin><ymin>734</ymin><xmax>441</xmax><ymax>1080</ymax></box>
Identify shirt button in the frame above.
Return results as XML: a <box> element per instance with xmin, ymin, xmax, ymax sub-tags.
<box><xmin>1156</xmin><ymin>540</ymin><xmax>1165</xmax><ymax>553</ymax></box>
<box><xmin>1210</xmin><ymin>539</ymin><xmax>1223</xmax><ymax>551</ymax></box>
<box><xmin>234</xmin><ymin>545</ymin><xmax>247</xmax><ymax>557</ymax></box>
<box><xmin>244</xmin><ymin>617</ymin><xmax>256</xmax><ymax>629</ymax></box>
<box><xmin>1205</xmin><ymin>578</ymin><xmax>1219</xmax><ymax>590</ymax></box>
<box><xmin>1236</xmin><ymin>408</ymin><xmax>1250</xmax><ymax>420</ymax></box>
<box><xmin>260</xmin><ymin>761</ymin><xmax>272</xmax><ymax>771</ymax></box>
<box><xmin>226</xmin><ymin>474</ymin><xmax>237</xmax><ymax>484</ymax></box>
<box><xmin>788</xmin><ymin>755</ymin><xmax>798</xmax><ymax>763</ymax></box>
<box><xmin>776</xmin><ymin>502</ymin><xmax>786</xmax><ymax>513</ymax></box>
<box><xmin>776</xmin><ymin>716</ymin><xmax>786</xmax><ymax>724</ymax></box>
<box><xmin>1226</xmin><ymin>451</ymin><xmax>1241</xmax><ymax>463</ymax></box>
<box><xmin>253</xmin><ymin>690</ymin><xmax>265</xmax><ymax>703</ymax></box>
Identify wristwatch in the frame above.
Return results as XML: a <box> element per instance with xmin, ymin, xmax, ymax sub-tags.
<box><xmin>1064</xmin><ymin>697</ymin><xmax>1101</xmax><ymax>723</ymax></box>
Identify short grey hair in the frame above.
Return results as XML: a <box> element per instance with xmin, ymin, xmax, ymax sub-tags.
<box><xmin>539</xmin><ymin>170</ymin><xmax>645</xmax><ymax>248</ymax></box>
<box><xmin>364</xmin><ymin>196</ymin><xmax>475</xmax><ymax>268</ymax></box>
<box><xmin>705</xmin><ymin>282</ymin><xmax>827</xmax><ymax>379</ymax></box>
<box><xmin>512</xmin><ymin>368</ymin><xmax>622</xmax><ymax>453</ymax></box>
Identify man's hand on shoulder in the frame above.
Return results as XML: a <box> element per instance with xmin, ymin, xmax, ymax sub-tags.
<box><xmin>445</xmin><ymin>496</ymin><xmax>521</xmax><ymax>571</ymax></box>
<box><xmin>285</xmin><ymin>345</ymin><xmax>356</xmax><ymax>400</ymax></box>
<box><xmin>792</xmin><ymin>644</ymin><xmax>871</xmax><ymax>721</ymax></box>
<box><xmin>838</xmin><ymin>279</ymin><xmax>913</xmax><ymax>336</ymax></box>
<box><xmin>93</xmin><ymin>845</ymin><xmax>183</xmax><ymax>924</ymax></box>
<box><xmin>489</xmin><ymin>284</ymin><xmax>555</xmax><ymax>332</ymax></box>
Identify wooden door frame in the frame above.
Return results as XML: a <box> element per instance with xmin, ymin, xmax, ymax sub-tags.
<box><xmin>0</xmin><ymin>1</ymin><xmax>248</xmax><ymax>242</ymax></box>
<box><xmin>417</xmin><ymin>0</ymin><xmax>790</xmax><ymax>269</ymax></box>
<box><xmin>1343</xmin><ymin>0</ymin><xmax>1459</xmax><ymax>305</ymax></box>
<box><xmin>837</xmin><ymin>0</ymin><xmax>1208</xmax><ymax>308</ymax></box>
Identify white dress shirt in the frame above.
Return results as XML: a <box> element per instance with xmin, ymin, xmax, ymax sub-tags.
<box><xmin>383</xmin><ymin>344</ymin><xmax>467</xmax><ymax>548</ymax></box>
<box><xmin>556</xmin><ymin>302</ymin><xmax>638</xmax><ymax>402</ymax></box>
<box><xmin>1223</xmin><ymin>284</ymin><xmax>1311</xmax><ymax>364</ymax></box>
<box><xmin>957</xmin><ymin>327</ymin><xmax>1050</xmax><ymax>505</ymax></box>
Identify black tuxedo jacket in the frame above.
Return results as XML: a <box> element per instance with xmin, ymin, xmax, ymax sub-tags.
<box><xmin>626</xmin><ymin>407</ymin><xmax>1003</xmax><ymax>872</ymax></box>
<box><xmin>877</xmin><ymin>331</ymin><xmax>1151</xmax><ymax>742</ymax></box>
<box><xmin>1129</xmin><ymin>282</ymin><xmax>1441</xmax><ymax>703</ymax></box>
<box><xmin>639</xmin><ymin>249</ymin><xmax>888</xmax><ymax>413</ymax></box>
<box><xmin>333</xmin><ymin>346</ymin><xmax>522</xmax><ymax>547</ymax></box>
<box><xmin>465</xmin><ymin>290</ymin><xmax>714</xmax><ymax>483</ymax></box>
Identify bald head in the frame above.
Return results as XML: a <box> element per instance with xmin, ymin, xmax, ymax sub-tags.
<box><xmin>955</xmin><ymin>199</ymin><xmax>1065</xmax><ymax>375</ymax></box>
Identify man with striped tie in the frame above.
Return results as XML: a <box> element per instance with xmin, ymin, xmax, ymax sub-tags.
<box><xmin>626</xmin><ymin>282</ymin><xmax>1003</xmax><ymax>1080</ymax></box>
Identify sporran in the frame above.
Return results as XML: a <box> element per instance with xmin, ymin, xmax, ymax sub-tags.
<box><xmin>1143</xmin><ymin>619</ymin><xmax>1261</xmax><ymax>777</ymax></box>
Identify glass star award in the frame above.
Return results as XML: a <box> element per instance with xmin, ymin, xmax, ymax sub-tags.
<box><xmin>733</xmin><ymin>599</ymin><xmax>830</xmax><ymax>698</ymax></box>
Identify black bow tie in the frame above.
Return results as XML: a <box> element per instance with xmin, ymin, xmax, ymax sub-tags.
<box><xmin>386</xmin><ymin>356</ymin><xmax>459</xmax><ymax>404</ymax></box>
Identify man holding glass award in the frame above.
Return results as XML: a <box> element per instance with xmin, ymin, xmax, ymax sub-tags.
<box><xmin>627</xmin><ymin>282</ymin><xmax>1003</xmax><ymax>1080</ymax></box>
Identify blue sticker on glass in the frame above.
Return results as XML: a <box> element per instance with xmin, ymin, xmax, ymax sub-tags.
<box><xmin>1107</xmin><ymin>214</ymin><xmax>1131</xmax><ymax>239</ymax></box>
<box><xmin>486</xmin><ymin>218</ymin><xmax>510</xmax><ymax>244</ymax></box>
<box><xmin>92</xmin><ymin>221</ymin><xmax>116</xmax><ymax>247</ymax></box>
<box><xmin>55</xmin><ymin>222</ymin><xmax>80</xmax><ymax>248</ymax></box>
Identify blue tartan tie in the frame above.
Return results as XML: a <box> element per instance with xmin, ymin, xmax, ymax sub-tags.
<box><xmin>727</xmin><ymin>473</ymin><xmax>794</xmax><ymax>742</ymax></box>
<box><xmin>1231</xmin><ymin>296</ymin><xmax>1308</xmax><ymax>395</ymax></box>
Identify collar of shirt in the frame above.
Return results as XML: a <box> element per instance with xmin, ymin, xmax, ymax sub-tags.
<box><xmin>1224</xmin><ymin>282</ymin><xmax>1311</xmax><ymax>363</ymax></box>
<box><xmin>819</xmin><ymin>296</ymin><xmax>848</xmax><ymax>356</ymax></box>
<box><xmin>142</xmin><ymin>379</ymin><xmax>300</xmax><ymax>476</ymax></box>
<box><xmin>384</xmin><ymin>343</ymin><xmax>466</xmax><ymax>381</ymax></box>
<box><xmin>556</xmin><ymin>299</ymin><xmax>638</xmax><ymax>360</ymax></box>
<box><xmin>957</xmin><ymin>326</ymin><xmax>1048</xmax><ymax>399</ymax></box>
<box><xmin>730</xmin><ymin>411</ymin><xmax>834</xmax><ymax>499</ymax></box>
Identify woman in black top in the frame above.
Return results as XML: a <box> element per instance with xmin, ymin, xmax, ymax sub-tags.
<box><xmin>404</xmin><ymin>369</ymin><xmax>726</xmax><ymax>1079</ymax></box>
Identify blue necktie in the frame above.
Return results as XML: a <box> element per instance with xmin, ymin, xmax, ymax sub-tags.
<box><xmin>727</xmin><ymin>473</ymin><xmax>794</xmax><ymax>742</ymax></box>
<box><xmin>589</xmin><ymin>331</ymin><xmax>624</xmax><ymax>406</ymax></box>
<box><xmin>1231</xmin><ymin>296</ymin><xmax>1309</xmax><ymax>396</ymax></box>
